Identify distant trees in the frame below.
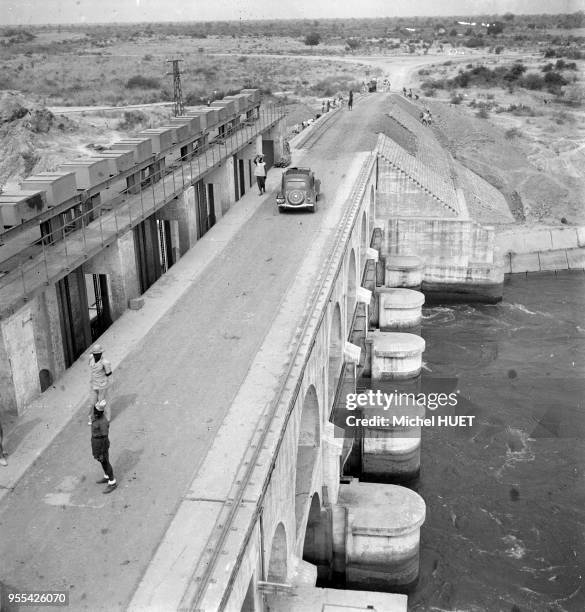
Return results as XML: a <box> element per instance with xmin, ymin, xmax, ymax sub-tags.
<box><xmin>304</xmin><ymin>32</ymin><xmax>321</xmax><ymax>46</ymax></box>
<box><xmin>345</xmin><ymin>38</ymin><xmax>361</xmax><ymax>51</ymax></box>
<box><xmin>126</xmin><ymin>75</ymin><xmax>160</xmax><ymax>89</ymax></box>
<box><xmin>487</xmin><ymin>21</ymin><xmax>504</xmax><ymax>35</ymax></box>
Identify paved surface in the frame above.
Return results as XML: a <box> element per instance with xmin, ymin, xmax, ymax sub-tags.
<box><xmin>0</xmin><ymin>93</ymin><xmax>392</xmax><ymax>611</ymax></box>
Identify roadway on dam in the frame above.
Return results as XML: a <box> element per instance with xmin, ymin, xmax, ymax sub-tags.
<box><xmin>0</xmin><ymin>93</ymin><xmax>391</xmax><ymax>611</ymax></box>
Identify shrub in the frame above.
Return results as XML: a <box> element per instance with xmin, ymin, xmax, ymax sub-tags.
<box><xmin>117</xmin><ymin>110</ymin><xmax>147</xmax><ymax>130</ymax></box>
<box><xmin>476</xmin><ymin>107</ymin><xmax>489</xmax><ymax>118</ymax></box>
<box><xmin>521</xmin><ymin>73</ymin><xmax>545</xmax><ymax>90</ymax></box>
<box><xmin>304</xmin><ymin>32</ymin><xmax>320</xmax><ymax>46</ymax></box>
<box><xmin>126</xmin><ymin>74</ymin><xmax>160</xmax><ymax>89</ymax></box>
<box><xmin>450</xmin><ymin>94</ymin><xmax>463</xmax><ymax>104</ymax></box>
<box><xmin>505</xmin><ymin>127</ymin><xmax>521</xmax><ymax>139</ymax></box>
<box><xmin>495</xmin><ymin>45</ymin><xmax>504</xmax><ymax>54</ymax></box>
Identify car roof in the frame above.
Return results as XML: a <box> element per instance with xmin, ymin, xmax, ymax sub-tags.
<box><xmin>284</xmin><ymin>167</ymin><xmax>312</xmax><ymax>176</ymax></box>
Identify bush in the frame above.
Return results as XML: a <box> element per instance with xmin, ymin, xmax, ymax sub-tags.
<box><xmin>304</xmin><ymin>32</ymin><xmax>321</xmax><ymax>46</ymax></box>
<box><xmin>117</xmin><ymin>110</ymin><xmax>147</xmax><ymax>130</ymax></box>
<box><xmin>476</xmin><ymin>107</ymin><xmax>489</xmax><ymax>118</ymax></box>
<box><xmin>505</xmin><ymin>127</ymin><xmax>521</xmax><ymax>139</ymax></box>
<box><xmin>450</xmin><ymin>94</ymin><xmax>463</xmax><ymax>104</ymax></box>
<box><xmin>495</xmin><ymin>46</ymin><xmax>504</xmax><ymax>54</ymax></box>
<box><xmin>521</xmin><ymin>73</ymin><xmax>545</xmax><ymax>90</ymax></box>
<box><xmin>126</xmin><ymin>74</ymin><xmax>160</xmax><ymax>89</ymax></box>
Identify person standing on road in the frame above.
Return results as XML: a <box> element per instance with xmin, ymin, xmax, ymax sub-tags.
<box><xmin>91</xmin><ymin>400</ymin><xmax>117</xmax><ymax>494</ymax></box>
<box><xmin>0</xmin><ymin>419</ymin><xmax>7</xmax><ymax>467</ymax></box>
<box><xmin>254</xmin><ymin>154</ymin><xmax>267</xmax><ymax>195</ymax></box>
<box><xmin>348</xmin><ymin>90</ymin><xmax>353</xmax><ymax>111</ymax></box>
<box><xmin>88</xmin><ymin>344</ymin><xmax>112</xmax><ymax>425</ymax></box>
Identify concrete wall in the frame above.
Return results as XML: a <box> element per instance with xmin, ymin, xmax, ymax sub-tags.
<box><xmin>496</xmin><ymin>225</ymin><xmax>585</xmax><ymax>273</ymax></box>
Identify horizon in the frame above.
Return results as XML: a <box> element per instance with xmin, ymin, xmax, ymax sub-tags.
<box><xmin>2</xmin><ymin>0</ymin><xmax>581</xmax><ymax>26</ymax></box>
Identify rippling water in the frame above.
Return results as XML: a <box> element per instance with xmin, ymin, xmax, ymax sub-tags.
<box><xmin>410</xmin><ymin>272</ymin><xmax>585</xmax><ymax>612</ymax></box>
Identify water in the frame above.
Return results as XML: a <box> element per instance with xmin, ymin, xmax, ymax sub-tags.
<box><xmin>410</xmin><ymin>272</ymin><xmax>585</xmax><ymax>612</ymax></box>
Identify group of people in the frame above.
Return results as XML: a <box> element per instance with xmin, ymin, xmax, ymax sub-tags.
<box><xmin>0</xmin><ymin>343</ymin><xmax>117</xmax><ymax>494</ymax></box>
<box><xmin>402</xmin><ymin>87</ymin><xmax>420</xmax><ymax>101</ymax></box>
<box><xmin>87</xmin><ymin>344</ymin><xmax>117</xmax><ymax>494</ymax></box>
<box><xmin>420</xmin><ymin>109</ymin><xmax>433</xmax><ymax>126</ymax></box>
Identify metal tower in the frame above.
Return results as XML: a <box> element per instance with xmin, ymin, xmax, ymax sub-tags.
<box><xmin>166</xmin><ymin>58</ymin><xmax>184</xmax><ymax>117</ymax></box>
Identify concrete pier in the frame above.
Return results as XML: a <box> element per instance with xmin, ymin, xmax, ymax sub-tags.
<box><xmin>334</xmin><ymin>480</ymin><xmax>426</xmax><ymax>591</ymax></box>
<box><xmin>385</xmin><ymin>255</ymin><xmax>424</xmax><ymax>289</ymax></box>
<box><xmin>370</xmin><ymin>331</ymin><xmax>425</xmax><ymax>381</ymax></box>
<box><xmin>362</xmin><ymin>396</ymin><xmax>425</xmax><ymax>482</ymax></box>
<box><xmin>378</xmin><ymin>287</ymin><xmax>425</xmax><ymax>332</ymax></box>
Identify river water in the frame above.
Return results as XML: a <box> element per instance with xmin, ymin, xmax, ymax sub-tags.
<box><xmin>409</xmin><ymin>272</ymin><xmax>585</xmax><ymax>612</ymax></box>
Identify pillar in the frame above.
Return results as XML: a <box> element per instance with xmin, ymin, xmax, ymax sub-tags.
<box><xmin>385</xmin><ymin>255</ymin><xmax>424</xmax><ymax>289</ymax></box>
<box><xmin>378</xmin><ymin>288</ymin><xmax>425</xmax><ymax>332</ymax></box>
<box><xmin>84</xmin><ymin>231</ymin><xmax>141</xmax><ymax>321</ymax></box>
<box><xmin>32</xmin><ymin>285</ymin><xmax>66</xmax><ymax>392</ymax></box>
<box><xmin>370</xmin><ymin>331</ymin><xmax>425</xmax><ymax>381</ymax></box>
<box><xmin>0</xmin><ymin>302</ymin><xmax>41</xmax><ymax>414</ymax></box>
<box><xmin>335</xmin><ymin>480</ymin><xmax>426</xmax><ymax>590</ymax></box>
<box><xmin>208</xmin><ymin>160</ymin><xmax>236</xmax><ymax>216</ymax></box>
<box><xmin>158</xmin><ymin>191</ymin><xmax>198</xmax><ymax>257</ymax></box>
<box><xmin>361</xmin><ymin>395</ymin><xmax>425</xmax><ymax>482</ymax></box>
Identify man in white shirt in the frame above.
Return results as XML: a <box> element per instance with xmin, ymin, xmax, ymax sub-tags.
<box><xmin>87</xmin><ymin>344</ymin><xmax>112</xmax><ymax>424</ymax></box>
<box><xmin>253</xmin><ymin>154</ymin><xmax>267</xmax><ymax>195</ymax></box>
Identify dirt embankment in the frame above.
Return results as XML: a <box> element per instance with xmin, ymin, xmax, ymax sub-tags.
<box><xmin>426</xmin><ymin>98</ymin><xmax>585</xmax><ymax>226</ymax></box>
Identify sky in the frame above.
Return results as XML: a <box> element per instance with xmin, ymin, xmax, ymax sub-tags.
<box><xmin>2</xmin><ymin>0</ymin><xmax>582</xmax><ymax>26</ymax></box>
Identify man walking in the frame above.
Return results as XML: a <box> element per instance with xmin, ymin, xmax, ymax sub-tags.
<box><xmin>88</xmin><ymin>344</ymin><xmax>112</xmax><ymax>425</ymax></box>
<box><xmin>348</xmin><ymin>90</ymin><xmax>353</xmax><ymax>111</ymax></box>
<box><xmin>253</xmin><ymin>154</ymin><xmax>267</xmax><ymax>195</ymax></box>
<box><xmin>91</xmin><ymin>400</ymin><xmax>117</xmax><ymax>494</ymax></box>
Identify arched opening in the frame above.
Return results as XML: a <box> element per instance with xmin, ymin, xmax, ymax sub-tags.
<box><xmin>267</xmin><ymin>523</ymin><xmax>288</xmax><ymax>583</ymax></box>
<box><xmin>295</xmin><ymin>386</ymin><xmax>320</xmax><ymax>533</ymax></box>
<box><xmin>240</xmin><ymin>575</ymin><xmax>255</xmax><ymax>612</ymax></box>
<box><xmin>346</xmin><ymin>250</ymin><xmax>357</xmax><ymax>334</ymax></box>
<box><xmin>39</xmin><ymin>369</ymin><xmax>53</xmax><ymax>392</ymax></box>
<box><xmin>360</xmin><ymin>211</ymin><xmax>368</xmax><ymax>253</ymax></box>
<box><xmin>327</xmin><ymin>303</ymin><xmax>343</xmax><ymax>408</ymax></box>
<box><xmin>302</xmin><ymin>493</ymin><xmax>332</xmax><ymax>583</ymax></box>
<box><xmin>369</xmin><ymin>184</ymin><xmax>375</xmax><ymax>235</ymax></box>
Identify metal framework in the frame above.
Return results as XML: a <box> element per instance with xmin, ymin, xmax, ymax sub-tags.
<box><xmin>166</xmin><ymin>58</ymin><xmax>184</xmax><ymax>116</ymax></box>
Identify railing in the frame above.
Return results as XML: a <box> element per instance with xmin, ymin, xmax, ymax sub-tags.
<box><xmin>0</xmin><ymin>103</ymin><xmax>284</xmax><ymax>317</ymax></box>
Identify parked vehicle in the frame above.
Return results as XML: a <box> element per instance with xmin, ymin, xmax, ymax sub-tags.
<box><xmin>276</xmin><ymin>167</ymin><xmax>321</xmax><ymax>213</ymax></box>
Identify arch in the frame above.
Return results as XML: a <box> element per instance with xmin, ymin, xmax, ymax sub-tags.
<box><xmin>267</xmin><ymin>523</ymin><xmax>288</xmax><ymax>583</ymax></box>
<box><xmin>302</xmin><ymin>492</ymin><xmax>333</xmax><ymax>584</ymax></box>
<box><xmin>327</xmin><ymin>303</ymin><xmax>343</xmax><ymax>408</ymax></box>
<box><xmin>346</xmin><ymin>249</ymin><xmax>357</xmax><ymax>334</ymax></box>
<box><xmin>295</xmin><ymin>386</ymin><xmax>320</xmax><ymax>532</ymax></box>
<box><xmin>369</xmin><ymin>184</ymin><xmax>375</xmax><ymax>235</ymax></box>
<box><xmin>240</xmin><ymin>575</ymin><xmax>255</xmax><ymax>612</ymax></box>
<box><xmin>360</xmin><ymin>211</ymin><xmax>368</xmax><ymax>252</ymax></box>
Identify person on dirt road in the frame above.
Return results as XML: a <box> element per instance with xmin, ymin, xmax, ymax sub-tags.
<box><xmin>348</xmin><ymin>90</ymin><xmax>353</xmax><ymax>111</ymax></box>
<box><xmin>88</xmin><ymin>344</ymin><xmax>112</xmax><ymax>425</ymax></box>
<box><xmin>254</xmin><ymin>154</ymin><xmax>267</xmax><ymax>195</ymax></box>
<box><xmin>91</xmin><ymin>400</ymin><xmax>117</xmax><ymax>494</ymax></box>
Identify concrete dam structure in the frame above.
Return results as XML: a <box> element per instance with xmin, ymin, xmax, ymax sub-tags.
<box><xmin>1</xmin><ymin>92</ymin><xmax>579</xmax><ymax>611</ymax></box>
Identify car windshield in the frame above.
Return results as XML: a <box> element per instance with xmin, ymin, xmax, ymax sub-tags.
<box><xmin>286</xmin><ymin>178</ymin><xmax>309</xmax><ymax>189</ymax></box>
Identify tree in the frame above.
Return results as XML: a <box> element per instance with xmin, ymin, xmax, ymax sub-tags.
<box><xmin>487</xmin><ymin>21</ymin><xmax>504</xmax><ymax>35</ymax></box>
<box><xmin>503</xmin><ymin>12</ymin><xmax>515</xmax><ymax>21</ymax></box>
<box><xmin>345</xmin><ymin>38</ymin><xmax>361</xmax><ymax>51</ymax></box>
<box><xmin>304</xmin><ymin>32</ymin><xmax>320</xmax><ymax>46</ymax></box>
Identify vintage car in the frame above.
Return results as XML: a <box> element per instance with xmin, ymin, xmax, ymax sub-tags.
<box><xmin>276</xmin><ymin>167</ymin><xmax>321</xmax><ymax>213</ymax></box>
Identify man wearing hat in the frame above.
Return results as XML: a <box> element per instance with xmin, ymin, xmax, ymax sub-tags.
<box><xmin>88</xmin><ymin>344</ymin><xmax>112</xmax><ymax>425</ymax></box>
<box><xmin>91</xmin><ymin>399</ymin><xmax>117</xmax><ymax>493</ymax></box>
